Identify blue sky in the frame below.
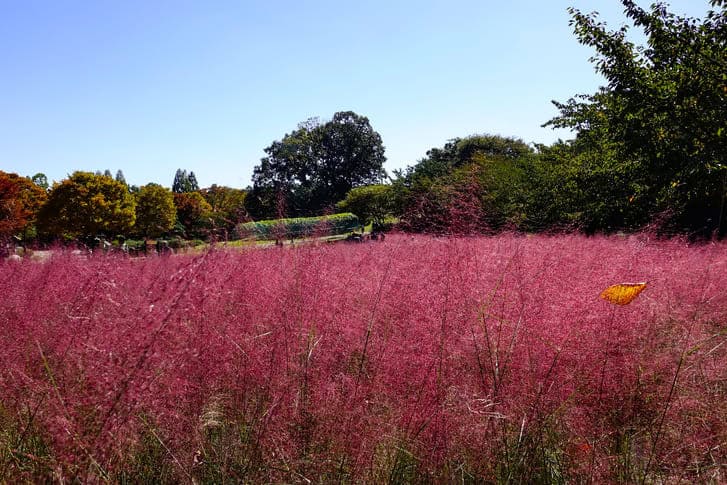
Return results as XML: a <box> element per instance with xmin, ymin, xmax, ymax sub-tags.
<box><xmin>0</xmin><ymin>0</ymin><xmax>711</xmax><ymax>188</ymax></box>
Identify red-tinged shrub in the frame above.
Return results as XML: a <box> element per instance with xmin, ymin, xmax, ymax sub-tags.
<box><xmin>0</xmin><ymin>234</ymin><xmax>725</xmax><ymax>482</ymax></box>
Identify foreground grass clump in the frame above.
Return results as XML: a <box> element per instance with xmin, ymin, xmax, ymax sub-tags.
<box><xmin>0</xmin><ymin>234</ymin><xmax>725</xmax><ymax>482</ymax></box>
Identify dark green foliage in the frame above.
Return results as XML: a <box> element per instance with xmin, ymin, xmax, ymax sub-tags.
<box><xmin>519</xmin><ymin>141</ymin><xmax>654</xmax><ymax>233</ymax></box>
<box><xmin>115</xmin><ymin>170</ymin><xmax>127</xmax><ymax>185</ymax></box>
<box><xmin>390</xmin><ymin>2</ymin><xmax>726</xmax><ymax>237</ymax></box>
<box><xmin>236</xmin><ymin>213</ymin><xmax>360</xmax><ymax>240</ymax></box>
<box><xmin>546</xmin><ymin>0</ymin><xmax>727</xmax><ymax>237</ymax></box>
<box><xmin>393</xmin><ymin>134</ymin><xmax>532</xmax><ymax>190</ymax></box>
<box><xmin>187</xmin><ymin>172</ymin><xmax>199</xmax><ymax>192</ymax></box>
<box><xmin>172</xmin><ymin>169</ymin><xmax>199</xmax><ymax>194</ymax></box>
<box><xmin>249</xmin><ymin>111</ymin><xmax>386</xmax><ymax>218</ymax></box>
<box><xmin>392</xmin><ymin>135</ymin><xmax>535</xmax><ymax>233</ymax></box>
<box><xmin>31</xmin><ymin>173</ymin><xmax>48</xmax><ymax>191</ymax></box>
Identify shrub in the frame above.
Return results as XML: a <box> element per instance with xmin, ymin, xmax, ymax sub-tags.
<box><xmin>236</xmin><ymin>212</ymin><xmax>360</xmax><ymax>240</ymax></box>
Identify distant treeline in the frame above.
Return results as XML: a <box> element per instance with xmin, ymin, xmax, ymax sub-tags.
<box><xmin>1</xmin><ymin>1</ymin><xmax>725</xmax><ymax>246</ymax></box>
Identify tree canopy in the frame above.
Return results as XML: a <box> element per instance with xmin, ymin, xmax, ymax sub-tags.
<box><xmin>200</xmin><ymin>185</ymin><xmax>248</xmax><ymax>238</ymax></box>
<box><xmin>173</xmin><ymin>192</ymin><xmax>212</xmax><ymax>238</ymax></box>
<box><xmin>31</xmin><ymin>173</ymin><xmax>49</xmax><ymax>191</ymax></box>
<box><xmin>391</xmin><ymin>135</ymin><xmax>534</xmax><ymax>233</ymax></box>
<box><xmin>37</xmin><ymin>171</ymin><xmax>136</xmax><ymax>239</ymax></box>
<box><xmin>172</xmin><ymin>169</ymin><xmax>200</xmax><ymax>193</ymax></box>
<box><xmin>0</xmin><ymin>171</ymin><xmax>47</xmax><ymax>242</ymax></box>
<box><xmin>115</xmin><ymin>170</ymin><xmax>127</xmax><ymax>185</ymax></box>
<box><xmin>336</xmin><ymin>184</ymin><xmax>394</xmax><ymax>229</ymax></box>
<box><xmin>249</xmin><ymin>111</ymin><xmax>386</xmax><ymax>218</ymax></box>
<box><xmin>134</xmin><ymin>183</ymin><xmax>176</xmax><ymax>238</ymax></box>
<box><xmin>545</xmin><ymin>0</ymin><xmax>727</xmax><ymax>236</ymax></box>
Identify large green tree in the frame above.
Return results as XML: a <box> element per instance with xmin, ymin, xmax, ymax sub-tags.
<box><xmin>249</xmin><ymin>111</ymin><xmax>387</xmax><ymax>218</ymax></box>
<box><xmin>546</xmin><ymin>0</ymin><xmax>727</xmax><ymax>236</ymax></box>
<box><xmin>134</xmin><ymin>183</ymin><xmax>176</xmax><ymax>238</ymax></box>
<box><xmin>37</xmin><ymin>171</ymin><xmax>136</xmax><ymax>240</ymax></box>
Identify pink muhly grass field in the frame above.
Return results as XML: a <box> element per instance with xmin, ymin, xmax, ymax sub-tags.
<box><xmin>0</xmin><ymin>233</ymin><xmax>725</xmax><ymax>482</ymax></box>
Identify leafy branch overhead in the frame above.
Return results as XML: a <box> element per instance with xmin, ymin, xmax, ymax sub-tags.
<box><xmin>545</xmin><ymin>0</ymin><xmax>727</xmax><ymax>236</ymax></box>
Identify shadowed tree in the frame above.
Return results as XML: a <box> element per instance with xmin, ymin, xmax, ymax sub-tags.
<box><xmin>188</xmin><ymin>171</ymin><xmax>199</xmax><ymax>192</ymax></box>
<box><xmin>173</xmin><ymin>192</ymin><xmax>212</xmax><ymax>238</ymax></box>
<box><xmin>172</xmin><ymin>169</ymin><xmax>199</xmax><ymax>193</ymax></box>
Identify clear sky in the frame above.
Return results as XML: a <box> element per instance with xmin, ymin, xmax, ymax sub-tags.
<box><xmin>0</xmin><ymin>0</ymin><xmax>711</xmax><ymax>188</ymax></box>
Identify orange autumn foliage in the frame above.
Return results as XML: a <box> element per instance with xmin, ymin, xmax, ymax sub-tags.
<box><xmin>600</xmin><ymin>282</ymin><xmax>647</xmax><ymax>306</ymax></box>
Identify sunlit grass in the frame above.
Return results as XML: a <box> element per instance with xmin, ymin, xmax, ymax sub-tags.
<box><xmin>0</xmin><ymin>233</ymin><xmax>724</xmax><ymax>482</ymax></box>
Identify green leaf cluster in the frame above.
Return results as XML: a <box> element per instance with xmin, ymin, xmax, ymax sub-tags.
<box><xmin>546</xmin><ymin>0</ymin><xmax>727</xmax><ymax>236</ymax></box>
<box><xmin>335</xmin><ymin>185</ymin><xmax>394</xmax><ymax>228</ymax></box>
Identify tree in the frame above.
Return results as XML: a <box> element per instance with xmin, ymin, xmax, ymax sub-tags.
<box><xmin>200</xmin><ymin>185</ymin><xmax>248</xmax><ymax>237</ymax></box>
<box><xmin>249</xmin><ymin>111</ymin><xmax>387</xmax><ymax>217</ymax></box>
<box><xmin>37</xmin><ymin>171</ymin><xmax>136</xmax><ymax>240</ymax></box>
<box><xmin>336</xmin><ymin>184</ymin><xmax>394</xmax><ymax>229</ymax></box>
<box><xmin>134</xmin><ymin>184</ymin><xmax>176</xmax><ymax>238</ymax></box>
<box><xmin>31</xmin><ymin>173</ymin><xmax>49</xmax><ymax>191</ymax></box>
<box><xmin>172</xmin><ymin>169</ymin><xmax>199</xmax><ymax>193</ymax></box>
<box><xmin>546</xmin><ymin>1</ymin><xmax>727</xmax><ymax>236</ymax></box>
<box><xmin>187</xmin><ymin>171</ymin><xmax>199</xmax><ymax>192</ymax></box>
<box><xmin>0</xmin><ymin>171</ymin><xmax>47</xmax><ymax>243</ymax></box>
<box><xmin>391</xmin><ymin>135</ymin><xmax>534</xmax><ymax>229</ymax></box>
<box><xmin>521</xmin><ymin>141</ymin><xmax>641</xmax><ymax>233</ymax></box>
<box><xmin>173</xmin><ymin>192</ymin><xmax>212</xmax><ymax>238</ymax></box>
<box><xmin>172</xmin><ymin>169</ymin><xmax>186</xmax><ymax>193</ymax></box>
<box><xmin>394</xmin><ymin>135</ymin><xmax>533</xmax><ymax>187</ymax></box>
<box><xmin>115</xmin><ymin>170</ymin><xmax>127</xmax><ymax>185</ymax></box>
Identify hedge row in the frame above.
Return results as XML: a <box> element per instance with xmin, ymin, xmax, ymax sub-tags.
<box><xmin>236</xmin><ymin>213</ymin><xmax>360</xmax><ymax>240</ymax></box>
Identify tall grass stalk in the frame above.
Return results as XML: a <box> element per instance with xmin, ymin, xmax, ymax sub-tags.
<box><xmin>0</xmin><ymin>234</ymin><xmax>724</xmax><ymax>482</ymax></box>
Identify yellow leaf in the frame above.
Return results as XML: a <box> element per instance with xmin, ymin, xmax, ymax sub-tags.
<box><xmin>600</xmin><ymin>282</ymin><xmax>647</xmax><ymax>306</ymax></box>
